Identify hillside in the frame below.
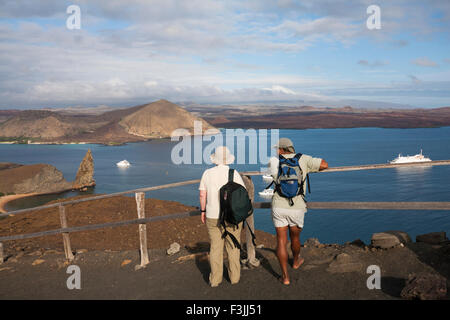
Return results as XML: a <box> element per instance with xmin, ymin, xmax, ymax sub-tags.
<box><xmin>0</xmin><ymin>100</ymin><xmax>217</xmax><ymax>143</ymax></box>
<box><xmin>0</xmin><ymin>110</ymin><xmax>103</xmax><ymax>140</ymax></box>
<box><xmin>0</xmin><ymin>110</ymin><xmax>20</xmax><ymax>125</ymax></box>
<box><xmin>0</xmin><ymin>163</ymin><xmax>72</xmax><ymax>195</ymax></box>
<box><xmin>0</xmin><ymin>110</ymin><xmax>93</xmax><ymax>139</ymax></box>
<box><xmin>118</xmin><ymin>99</ymin><xmax>217</xmax><ymax>138</ymax></box>
<box><xmin>2</xmin><ymin>102</ymin><xmax>450</xmax><ymax>143</ymax></box>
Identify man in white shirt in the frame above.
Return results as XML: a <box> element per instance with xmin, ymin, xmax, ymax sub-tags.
<box><xmin>268</xmin><ymin>138</ymin><xmax>328</xmax><ymax>285</ymax></box>
<box><xmin>199</xmin><ymin>146</ymin><xmax>247</xmax><ymax>287</ymax></box>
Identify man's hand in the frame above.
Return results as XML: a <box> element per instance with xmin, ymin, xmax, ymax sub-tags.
<box><xmin>199</xmin><ymin>190</ymin><xmax>207</xmax><ymax>224</ymax></box>
<box><xmin>319</xmin><ymin>159</ymin><xmax>328</xmax><ymax>171</ymax></box>
<box><xmin>201</xmin><ymin>212</ymin><xmax>206</xmax><ymax>224</ymax></box>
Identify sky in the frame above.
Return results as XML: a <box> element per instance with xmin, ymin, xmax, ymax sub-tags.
<box><xmin>0</xmin><ymin>0</ymin><xmax>450</xmax><ymax>109</ymax></box>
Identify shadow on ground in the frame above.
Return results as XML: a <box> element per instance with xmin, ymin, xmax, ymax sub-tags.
<box><xmin>381</xmin><ymin>277</ymin><xmax>406</xmax><ymax>298</ymax></box>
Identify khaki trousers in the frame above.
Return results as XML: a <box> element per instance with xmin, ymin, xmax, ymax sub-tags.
<box><xmin>206</xmin><ymin>218</ymin><xmax>243</xmax><ymax>286</ymax></box>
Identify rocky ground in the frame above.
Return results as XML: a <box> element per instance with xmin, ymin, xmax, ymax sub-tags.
<box><xmin>0</xmin><ymin>193</ymin><xmax>449</xmax><ymax>299</ymax></box>
<box><xmin>0</xmin><ymin>238</ymin><xmax>449</xmax><ymax>300</ymax></box>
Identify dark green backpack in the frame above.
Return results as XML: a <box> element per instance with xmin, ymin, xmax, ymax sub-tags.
<box><xmin>219</xmin><ymin>169</ymin><xmax>256</xmax><ymax>249</ymax></box>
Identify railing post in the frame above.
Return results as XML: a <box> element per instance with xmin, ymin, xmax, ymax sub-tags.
<box><xmin>59</xmin><ymin>204</ymin><xmax>74</xmax><ymax>261</ymax></box>
<box><xmin>135</xmin><ymin>192</ymin><xmax>149</xmax><ymax>268</ymax></box>
<box><xmin>0</xmin><ymin>242</ymin><xmax>4</xmax><ymax>264</ymax></box>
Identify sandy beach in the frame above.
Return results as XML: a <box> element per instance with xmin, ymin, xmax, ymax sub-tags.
<box><xmin>0</xmin><ymin>193</ymin><xmax>39</xmax><ymax>214</ymax></box>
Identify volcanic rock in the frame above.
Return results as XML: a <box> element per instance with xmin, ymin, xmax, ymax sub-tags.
<box><xmin>0</xmin><ymin>163</ymin><xmax>72</xmax><ymax>194</ymax></box>
<box><xmin>371</xmin><ymin>231</ymin><xmax>411</xmax><ymax>249</ymax></box>
<box><xmin>400</xmin><ymin>272</ymin><xmax>447</xmax><ymax>300</ymax></box>
<box><xmin>72</xmin><ymin>149</ymin><xmax>95</xmax><ymax>190</ymax></box>
<box><xmin>326</xmin><ymin>253</ymin><xmax>363</xmax><ymax>273</ymax></box>
<box><xmin>166</xmin><ymin>242</ymin><xmax>181</xmax><ymax>256</ymax></box>
<box><xmin>416</xmin><ymin>232</ymin><xmax>448</xmax><ymax>245</ymax></box>
<box><xmin>304</xmin><ymin>238</ymin><xmax>321</xmax><ymax>248</ymax></box>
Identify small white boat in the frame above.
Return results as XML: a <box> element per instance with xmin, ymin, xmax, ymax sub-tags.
<box><xmin>390</xmin><ymin>149</ymin><xmax>431</xmax><ymax>164</ymax></box>
<box><xmin>262</xmin><ymin>174</ymin><xmax>273</xmax><ymax>183</ymax></box>
<box><xmin>258</xmin><ymin>188</ymin><xmax>274</xmax><ymax>198</ymax></box>
<box><xmin>116</xmin><ymin>160</ymin><xmax>131</xmax><ymax>168</ymax></box>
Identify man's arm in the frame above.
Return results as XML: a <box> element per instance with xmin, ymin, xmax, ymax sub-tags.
<box><xmin>306</xmin><ymin>155</ymin><xmax>327</xmax><ymax>173</ymax></box>
<box><xmin>199</xmin><ymin>190</ymin><xmax>207</xmax><ymax>224</ymax></box>
<box><xmin>268</xmin><ymin>156</ymin><xmax>279</xmax><ymax>178</ymax></box>
<box><xmin>319</xmin><ymin>159</ymin><xmax>328</xmax><ymax>171</ymax></box>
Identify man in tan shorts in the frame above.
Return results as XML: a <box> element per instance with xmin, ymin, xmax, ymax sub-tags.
<box><xmin>199</xmin><ymin>146</ymin><xmax>247</xmax><ymax>287</ymax></box>
<box><xmin>269</xmin><ymin>138</ymin><xmax>328</xmax><ymax>285</ymax></box>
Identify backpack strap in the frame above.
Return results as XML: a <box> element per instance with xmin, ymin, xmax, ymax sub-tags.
<box><xmin>264</xmin><ymin>180</ymin><xmax>274</xmax><ymax>190</ymax></box>
<box><xmin>221</xmin><ymin>220</ymin><xmax>256</xmax><ymax>250</ymax></box>
<box><xmin>306</xmin><ymin>173</ymin><xmax>311</xmax><ymax>194</ymax></box>
<box><xmin>244</xmin><ymin>219</ymin><xmax>257</xmax><ymax>247</ymax></box>
<box><xmin>221</xmin><ymin>226</ymin><xmax>242</xmax><ymax>250</ymax></box>
<box><xmin>294</xmin><ymin>153</ymin><xmax>311</xmax><ymax>194</ymax></box>
<box><xmin>228</xmin><ymin>168</ymin><xmax>234</xmax><ymax>183</ymax></box>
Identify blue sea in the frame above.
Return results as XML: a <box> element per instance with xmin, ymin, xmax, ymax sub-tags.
<box><xmin>1</xmin><ymin>127</ymin><xmax>450</xmax><ymax>245</ymax></box>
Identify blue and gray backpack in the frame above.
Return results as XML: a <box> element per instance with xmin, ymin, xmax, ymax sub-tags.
<box><xmin>266</xmin><ymin>153</ymin><xmax>311</xmax><ymax>206</ymax></box>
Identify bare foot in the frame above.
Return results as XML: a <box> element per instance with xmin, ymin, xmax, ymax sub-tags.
<box><xmin>293</xmin><ymin>257</ymin><xmax>304</xmax><ymax>270</ymax></box>
<box><xmin>279</xmin><ymin>276</ymin><xmax>290</xmax><ymax>285</ymax></box>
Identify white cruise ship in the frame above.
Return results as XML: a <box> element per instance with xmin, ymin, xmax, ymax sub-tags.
<box><xmin>258</xmin><ymin>188</ymin><xmax>274</xmax><ymax>198</ymax></box>
<box><xmin>390</xmin><ymin>150</ymin><xmax>431</xmax><ymax>164</ymax></box>
<box><xmin>116</xmin><ymin>160</ymin><xmax>131</xmax><ymax>168</ymax></box>
<box><xmin>262</xmin><ymin>174</ymin><xmax>273</xmax><ymax>183</ymax></box>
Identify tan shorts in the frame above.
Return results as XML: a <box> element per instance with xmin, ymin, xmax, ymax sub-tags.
<box><xmin>272</xmin><ymin>207</ymin><xmax>306</xmax><ymax>228</ymax></box>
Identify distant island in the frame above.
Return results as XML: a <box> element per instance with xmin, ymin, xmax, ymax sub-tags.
<box><xmin>184</xmin><ymin>104</ymin><xmax>450</xmax><ymax>130</ymax></box>
<box><xmin>0</xmin><ymin>99</ymin><xmax>217</xmax><ymax>145</ymax></box>
<box><xmin>1</xmin><ymin>100</ymin><xmax>450</xmax><ymax>145</ymax></box>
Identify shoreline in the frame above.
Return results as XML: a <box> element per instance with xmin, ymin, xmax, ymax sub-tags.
<box><xmin>0</xmin><ymin>193</ymin><xmax>39</xmax><ymax>214</ymax></box>
<box><xmin>0</xmin><ymin>188</ymin><xmax>86</xmax><ymax>214</ymax></box>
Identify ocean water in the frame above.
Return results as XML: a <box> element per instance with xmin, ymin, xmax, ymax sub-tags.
<box><xmin>1</xmin><ymin>127</ymin><xmax>450</xmax><ymax>244</ymax></box>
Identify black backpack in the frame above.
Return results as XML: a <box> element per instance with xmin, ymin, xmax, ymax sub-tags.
<box><xmin>219</xmin><ymin>169</ymin><xmax>256</xmax><ymax>249</ymax></box>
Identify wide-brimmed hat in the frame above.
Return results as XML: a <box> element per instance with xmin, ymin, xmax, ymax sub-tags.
<box><xmin>210</xmin><ymin>146</ymin><xmax>235</xmax><ymax>165</ymax></box>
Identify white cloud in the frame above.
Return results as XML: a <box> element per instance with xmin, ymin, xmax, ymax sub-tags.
<box><xmin>1</xmin><ymin>0</ymin><xmax>450</xmax><ymax>108</ymax></box>
<box><xmin>357</xmin><ymin>60</ymin><xmax>389</xmax><ymax>67</ymax></box>
<box><xmin>412</xmin><ymin>57</ymin><xmax>439</xmax><ymax>67</ymax></box>
<box><xmin>263</xmin><ymin>85</ymin><xmax>296</xmax><ymax>95</ymax></box>
<box><xmin>272</xmin><ymin>17</ymin><xmax>361</xmax><ymax>43</ymax></box>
